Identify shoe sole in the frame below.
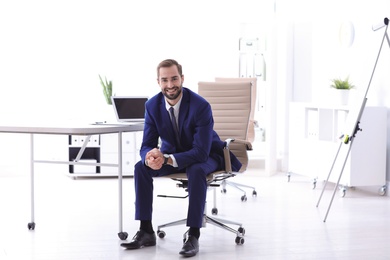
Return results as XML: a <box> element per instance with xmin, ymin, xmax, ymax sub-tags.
<box><xmin>179</xmin><ymin>251</ymin><xmax>198</xmax><ymax>257</ymax></box>
<box><xmin>121</xmin><ymin>241</ymin><xmax>156</xmax><ymax>250</ymax></box>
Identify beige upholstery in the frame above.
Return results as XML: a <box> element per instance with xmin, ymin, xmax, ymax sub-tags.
<box><xmin>212</xmin><ymin>78</ymin><xmax>258</xmax><ymax>198</ymax></box>
<box><xmin>198</xmin><ymin>81</ymin><xmax>252</xmax><ymax>172</ymax></box>
<box><xmin>215</xmin><ymin>77</ymin><xmax>257</xmax><ymax>143</ymax></box>
<box><xmin>156</xmin><ymin>81</ymin><xmax>253</xmax><ymax>245</ymax></box>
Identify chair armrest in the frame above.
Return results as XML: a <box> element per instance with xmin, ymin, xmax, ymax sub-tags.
<box><xmin>225</xmin><ymin>138</ymin><xmax>253</xmax><ymax>151</ymax></box>
<box><xmin>223</xmin><ymin>138</ymin><xmax>252</xmax><ymax>172</ymax></box>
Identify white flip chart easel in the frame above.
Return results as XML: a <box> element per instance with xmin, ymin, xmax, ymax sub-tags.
<box><xmin>316</xmin><ymin>17</ymin><xmax>389</xmax><ymax>222</ymax></box>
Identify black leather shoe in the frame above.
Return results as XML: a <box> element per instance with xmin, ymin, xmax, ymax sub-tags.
<box><xmin>179</xmin><ymin>235</ymin><xmax>199</xmax><ymax>257</ymax></box>
<box><xmin>120</xmin><ymin>230</ymin><xmax>156</xmax><ymax>249</ymax></box>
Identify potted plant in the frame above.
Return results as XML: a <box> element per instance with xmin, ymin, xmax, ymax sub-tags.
<box><xmin>330</xmin><ymin>77</ymin><xmax>355</xmax><ymax>105</ymax></box>
<box><xmin>99</xmin><ymin>75</ymin><xmax>113</xmax><ymax>105</ymax></box>
<box><xmin>330</xmin><ymin>77</ymin><xmax>355</xmax><ymax>90</ymax></box>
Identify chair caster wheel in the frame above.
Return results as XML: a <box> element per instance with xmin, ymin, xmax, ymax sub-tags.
<box><xmin>211</xmin><ymin>208</ymin><xmax>218</xmax><ymax>215</ymax></box>
<box><xmin>27</xmin><ymin>222</ymin><xmax>35</xmax><ymax>230</ymax></box>
<box><xmin>118</xmin><ymin>232</ymin><xmax>128</xmax><ymax>240</ymax></box>
<box><xmin>379</xmin><ymin>185</ymin><xmax>387</xmax><ymax>196</ymax></box>
<box><xmin>157</xmin><ymin>230</ymin><xmax>166</xmax><ymax>238</ymax></box>
<box><xmin>339</xmin><ymin>187</ymin><xmax>346</xmax><ymax>197</ymax></box>
<box><xmin>238</xmin><ymin>227</ymin><xmax>245</xmax><ymax>235</ymax></box>
<box><xmin>221</xmin><ymin>188</ymin><xmax>227</xmax><ymax>194</ymax></box>
<box><xmin>241</xmin><ymin>195</ymin><xmax>247</xmax><ymax>202</ymax></box>
<box><xmin>235</xmin><ymin>236</ymin><xmax>245</xmax><ymax>245</ymax></box>
<box><xmin>252</xmin><ymin>190</ymin><xmax>257</xmax><ymax>197</ymax></box>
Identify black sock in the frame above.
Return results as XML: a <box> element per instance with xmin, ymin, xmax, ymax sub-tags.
<box><xmin>188</xmin><ymin>227</ymin><xmax>200</xmax><ymax>240</ymax></box>
<box><xmin>140</xmin><ymin>220</ymin><xmax>154</xmax><ymax>234</ymax></box>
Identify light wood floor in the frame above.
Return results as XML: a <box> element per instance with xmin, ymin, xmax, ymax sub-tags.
<box><xmin>1</xmin><ymin>166</ymin><xmax>390</xmax><ymax>260</ymax></box>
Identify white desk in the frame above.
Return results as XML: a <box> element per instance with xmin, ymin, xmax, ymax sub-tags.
<box><xmin>0</xmin><ymin>121</ymin><xmax>144</xmax><ymax>240</ymax></box>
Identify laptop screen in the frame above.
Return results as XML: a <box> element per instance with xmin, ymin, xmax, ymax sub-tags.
<box><xmin>111</xmin><ymin>96</ymin><xmax>148</xmax><ymax>122</ymax></box>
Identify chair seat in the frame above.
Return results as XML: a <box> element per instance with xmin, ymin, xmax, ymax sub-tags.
<box><xmin>166</xmin><ymin>171</ymin><xmax>228</xmax><ymax>183</ymax></box>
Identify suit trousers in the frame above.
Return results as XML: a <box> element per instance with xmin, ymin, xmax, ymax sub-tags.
<box><xmin>133</xmin><ymin>157</ymin><xmax>219</xmax><ymax>228</ymax></box>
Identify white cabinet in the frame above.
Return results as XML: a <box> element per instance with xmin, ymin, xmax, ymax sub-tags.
<box><xmin>68</xmin><ymin>135</ymin><xmax>101</xmax><ymax>174</ymax></box>
<box><xmin>100</xmin><ymin>132</ymin><xmax>142</xmax><ymax>175</ymax></box>
<box><xmin>288</xmin><ymin>102</ymin><xmax>387</xmax><ymax>190</ymax></box>
<box><xmin>68</xmin><ymin>132</ymin><xmax>143</xmax><ymax>176</ymax></box>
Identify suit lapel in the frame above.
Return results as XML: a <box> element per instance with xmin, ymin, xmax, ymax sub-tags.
<box><xmin>178</xmin><ymin>88</ymin><xmax>190</xmax><ymax>135</ymax></box>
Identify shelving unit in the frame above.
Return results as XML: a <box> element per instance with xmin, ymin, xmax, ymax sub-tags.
<box><xmin>68</xmin><ymin>132</ymin><xmax>142</xmax><ymax>177</ymax></box>
<box><xmin>288</xmin><ymin>102</ymin><xmax>387</xmax><ymax>194</ymax></box>
<box><xmin>68</xmin><ymin>134</ymin><xmax>101</xmax><ymax>174</ymax></box>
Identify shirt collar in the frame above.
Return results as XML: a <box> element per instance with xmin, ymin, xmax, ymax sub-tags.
<box><xmin>165</xmin><ymin>92</ymin><xmax>183</xmax><ymax>112</ymax></box>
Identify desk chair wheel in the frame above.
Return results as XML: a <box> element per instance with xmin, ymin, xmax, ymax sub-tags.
<box><xmin>339</xmin><ymin>186</ymin><xmax>347</xmax><ymax>198</ymax></box>
<box><xmin>238</xmin><ymin>227</ymin><xmax>245</xmax><ymax>235</ymax></box>
<box><xmin>27</xmin><ymin>222</ymin><xmax>35</xmax><ymax>230</ymax></box>
<box><xmin>252</xmin><ymin>190</ymin><xmax>257</xmax><ymax>196</ymax></box>
<box><xmin>235</xmin><ymin>236</ymin><xmax>245</xmax><ymax>245</ymax></box>
<box><xmin>312</xmin><ymin>179</ymin><xmax>317</xmax><ymax>190</ymax></box>
<box><xmin>118</xmin><ymin>231</ymin><xmax>128</xmax><ymax>240</ymax></box>
<box><xmin>157</xmin><ymin>230</ymin><xmax>166</xmax><ymax>238</ymax></box>
<box><xmin>241</xmin><ymin>195</ymin><xmax>247</xmax><ymax>202</ymax></box>
<box><xmin>221</xmin><ymin>188</ymin><xmax>227</xmax><ymax>193</ymax></box>
<box><xmin>212</xmin><ymin>208</ymin><xmax>218</xmax><ymax>215</ymax></box>
<box><xmin>379</xmin><ymin>185</ymin><xmax>387</xmax><ymax>196</ymax></box>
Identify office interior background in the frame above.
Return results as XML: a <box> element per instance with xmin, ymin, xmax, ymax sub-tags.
<box><xmin>1</xmin><ymin>1</ymin><xmax>390</xmax><ymax>181</ymax></box>
<box><xmin>1</xmin><ymin>1</ymin><xmax>390</xmax><ymax>259</ymax></box>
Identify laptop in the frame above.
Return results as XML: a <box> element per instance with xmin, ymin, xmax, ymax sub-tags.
<box><xmin>110</xmin><ymin>96</ymin><xmax>148</xmax><ymax>124</ymax></box>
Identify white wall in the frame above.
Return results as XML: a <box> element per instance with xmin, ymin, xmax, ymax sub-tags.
<box><xmin>288</xmin><ymin>0</ymin><xmax>390</xmax><ymax>181</ymax></box>
<box><xmin>3</xmin><ymin>0</ymin><xmax>390</xmax><ymax>182</ymax></box>
<box><xmin>0</xmin><ymin>0</ymin><xmax>277</xmax><ymax>120</ymax></box>
<box><xmin>0</xmin><ymin>0</ymin><xmax>275</xmax><ymax>175</ymax></box>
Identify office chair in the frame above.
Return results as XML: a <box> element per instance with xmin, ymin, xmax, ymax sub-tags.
<box><xmin>215</xmin><ymin>77</ymin><xmax>258</xmax><ymax>201</ymax></box>
<box><xmin>156</xmin><ymin>81</ymin><xmax>253</xmax><ymax>245</ymax></box>
<box><xmin>215</xmin><ymin>77</ymin><xmax>257</xmax><ymax>143</ymax></box>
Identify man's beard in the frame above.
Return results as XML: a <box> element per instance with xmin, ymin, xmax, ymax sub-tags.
<box><xmin>163</xmin><ymin>85</ymin><xmax>182</xmax><ymax>101</ymax></box>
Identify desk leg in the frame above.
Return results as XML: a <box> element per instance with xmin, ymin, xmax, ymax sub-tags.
<box><xmin>28</xmin><ymin>134</ymin><xmax>36</xmax><ymax>230</ymax></box>
<box><xmin>117</xmin><ymin>131</ymin><xmax>128</xmax><ymax>240</ymax></box>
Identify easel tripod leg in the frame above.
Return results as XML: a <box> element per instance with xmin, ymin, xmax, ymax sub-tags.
<box><xmin>323</xmin><ymin>141</ymin><xmax>353</xmax><ymax>222</ymax></box>
<box><xmin>316</xmin><ymin>142</ymin><xmax>343</xmax><ymax>207</ymax></box>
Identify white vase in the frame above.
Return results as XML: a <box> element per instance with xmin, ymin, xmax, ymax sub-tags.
<box><xmin>331</xmin><ymin>89</ymin><xmax>350</xmax><ymax>106</ymax></box>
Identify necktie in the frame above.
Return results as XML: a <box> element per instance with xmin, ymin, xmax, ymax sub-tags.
<box><xmin>169</xmin><ymin>107</ymin><xmax>182</xmax><ymax>148</ymax></box>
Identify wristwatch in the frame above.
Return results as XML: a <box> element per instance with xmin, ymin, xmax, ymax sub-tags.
<box><xmin>163</xmin><ymin>154</ymin><xmax>170</xmax><ymax>165</ymax></box>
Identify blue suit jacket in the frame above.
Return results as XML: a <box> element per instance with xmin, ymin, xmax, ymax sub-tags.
<box><xmin>140</xmin><ymin>87</ymin><xmax>242</xmax><ymax>172</ymax></box>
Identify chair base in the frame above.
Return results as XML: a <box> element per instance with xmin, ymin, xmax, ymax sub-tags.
<box><xmin>156</xmin><ymin>177</ymin><xmax>247</xmax><ymax>245</ymax></box>
<box><xmin>156</xmin><ymin>200</ymin><xmax>245</xmax><ymax>245</ymax></box>
<box><xmin>221</xmin><ymin>179</ymin><xmax>257</xmax><ymax>201</ymax></box>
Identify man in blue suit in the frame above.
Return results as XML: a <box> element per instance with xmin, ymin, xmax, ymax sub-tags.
<box><xmin>120</xmin><ymin>59</ymin><xmax>241</xmax><ymax>257</ymax></box>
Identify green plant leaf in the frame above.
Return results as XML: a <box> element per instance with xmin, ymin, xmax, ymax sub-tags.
<box><xmin>99</xmin><ymin>74</ymin><xmax>113</xmax><ymax>104</ymax></box>
<box><xmin>330</xmin><ymin>77</ymin><xmax>355</xmax><ymax>90</ymax></box>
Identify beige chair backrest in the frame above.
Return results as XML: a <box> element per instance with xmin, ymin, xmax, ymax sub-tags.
<box><xmin>215</xmin><ymin>77</ymin><xmax>257</xmax><ymax>143</ymax></box>
<box><xmin>198</xmin><ymin>81</ymin><xmax>252</xmax><ymax>172</ymax></box>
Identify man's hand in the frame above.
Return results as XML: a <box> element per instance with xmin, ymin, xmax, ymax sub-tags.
<box><xmin>145</xmin><ymin>148</ymin><xmax>164</xmax><ymax>170</ymax></box>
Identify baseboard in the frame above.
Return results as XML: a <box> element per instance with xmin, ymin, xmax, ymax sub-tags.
<box><xmin>247</xmin><ymin>157</ymin><xmax>282</xmax><ymax>177</ymax></box>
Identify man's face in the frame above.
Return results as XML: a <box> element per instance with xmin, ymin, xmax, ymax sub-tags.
<box><xmin>158</xmin><ymin>65</ymin><xmax>184</xmax><ymax>105</ymax></box>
